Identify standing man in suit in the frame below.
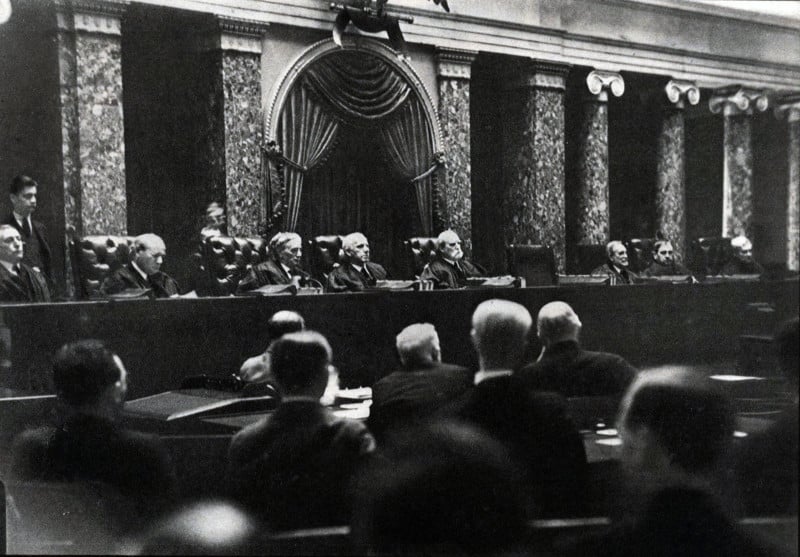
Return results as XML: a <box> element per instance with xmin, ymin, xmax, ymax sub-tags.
<box><xmin>368</xmin><ymin>323</ymin><xmax>471</xmax><ymax>441</ymax></box>
<box><xmin>5</xmin><ymin>175</ymin><xmax>51</xmax><ymax>285</ymax></box>
<box><xmin>237</xmin><ymin>232</ymin><xmax>314</xmax><ymax>292</ymax></box>
<box><xmin>445</xmin><ymin>299</ymin><xmax>588</xmax><ymax>517</ymax></box>
<box><xmin>420</xmin><ymin>230</ymin><xmax>485</xmax><ymax>289</ymax></box>
<box><xmin>519</xmin><ymin>301</ymin><xmax>637</xmax><ymax>401</ymax></box>
<box><xmin>325</xmin><ymin>232</ymin><xmax>388</xmax><ymax>292</ymax></box>
<box><xmin>100</xmin><ymin>233</ymin><xmax>180</xmax><ymax>298</ymax></box>
<box><xmin>591</xmin><ymin>241</ymin><xmax>640</xmax><ymax>284</ymax></box>
<box><xmin>0</xmin><ymin>225</ymin><xmax>51</xmax><ymax>303</ymax></box>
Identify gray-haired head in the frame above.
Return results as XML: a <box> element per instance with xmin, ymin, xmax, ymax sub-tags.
<box><xmin>537</xmin><ymin>301</ymin><xmax>581</xmax><ymax>347</ymax></box>
<box><xmin>396</xmin><ymin>323</ymin><xmax>441</xmax><ymax>368</ymax></box>
<box><xmin>471</xmin><ymin>299</ymin><xmax>532</xmax><ymax>371</ymax></box>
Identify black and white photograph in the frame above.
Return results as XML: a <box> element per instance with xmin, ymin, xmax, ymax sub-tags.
<box><xmin>0</xmin><ymin>0</ymin><xmax>798</xmax><ymax>554</ymax></box>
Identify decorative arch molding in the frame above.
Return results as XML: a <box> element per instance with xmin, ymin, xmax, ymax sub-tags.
<box><xmin>265</xmin><ymin>37</ymin><xmax>442</xmax><ymax>151</ymax></box>
<box><xmin>261</xmin><ymin>36</ymin><xmax>446</xmax><ymax>235</ymax></box>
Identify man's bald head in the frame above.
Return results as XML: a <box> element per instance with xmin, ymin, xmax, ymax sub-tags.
<box><xmin>396</xmin><ymin>323</ymin><xmax>441</xmax><ymax>368</ymax></box>
<box><xmin>471</xmin><ymin>299</ymin><xmax>532</xmax><ymax>370</ymax></box>
<box><xmin>266</xmin><ymin>310</ymin><xmax>305</xmax><ymax>342</ymax></box>
<box><xmin>537</xmin><ymin>301</ymin><xmax>582</xmax><ymax>347</ymax></box>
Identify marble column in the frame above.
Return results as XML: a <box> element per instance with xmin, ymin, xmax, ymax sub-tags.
<box><xmin>709</xmin><ymin>86</ymin><xmax>769</xmax><ymax>238</ymax></box>
<box><xmin>435</xmin><ymin>48</ymin><xmax>475</xmax><ymax>253</ymax></box>
<box><xmin>569</xmin><ymin>70</ymin><xmax>624</xmax><ymax>260</ymax></box>
<box><xmin>215</xmin><ymin>17</ymin><xmax>267</xmax><ymax>236</ymax></box>
<box><xmin>56</xmin><ymin>0</ymin><xmax>128</xmax><ymax>297</ymax></box>
<box><xmin>501</xmin><ymin>61</ymin><xmax>570</xmax><ymax>271</ymax></box>
<box><xmin>774</xmin><ymin>94</ymin><xmax>800</xmax><ymax>271</ymax></box>
<box><xmin>655</xmin><ymin>80</ymin><xmax>700</xmax><ymax>261</ymax></box>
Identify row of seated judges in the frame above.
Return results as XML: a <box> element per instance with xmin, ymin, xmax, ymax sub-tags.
<box><xmin>4</xmin><ymin>299</ymin><xmax>797</xmax><ymax>554</ymax></box>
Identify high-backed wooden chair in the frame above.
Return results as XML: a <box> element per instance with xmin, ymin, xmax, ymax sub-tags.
<box><xmin>403</xmin><ymin>237</ymin><xmax>437</xmax><ymax>278</ymax></box>
<box><xmin>506</xmin><ymin>244</ymin><xmax>556</xmax><ymax>286</ymax></box>
<box><xmin>309</xmin><ymin>235</ymin><xmax>344</xmax><ymax>282</ymax></box>
<box><xmin>70</xmin><ymin>235</ymin><xmax>135</xmax><ymax>299</ymax></box>
<box><xmin>689</xmin><ymin>236</ymin><xmax>732</xmax><ymax>276</ymax></box>
<box><xmin>624</xmin><ymin>238</ymin><xmax>656</xmax><ymax>274</ymax></box>
<box><xmin>193</xmin><ymin>235</ymin><xmax>269</xmax><ymax>296</ymax></box>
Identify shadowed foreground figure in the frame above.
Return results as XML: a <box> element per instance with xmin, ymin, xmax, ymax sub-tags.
<box><xmin>567</xmin><ymin>368</ymin><xmax>780</xmax><ymax>557</ymax></box>
<box><xmin>238</xmin><ymin>310</ymin><xmax>306</xmax><ymax>390</ymax></box>
<box><xmin>227</xmin><ymin>331</ymin><xmax>375</xmax><ymax>531</ymax></box>
<box><xmin>351</xmin><ymin>421</ymin><xmax>529</xmax><ymax>556</ymax></box>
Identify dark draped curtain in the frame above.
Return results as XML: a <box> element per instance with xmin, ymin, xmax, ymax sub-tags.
<box><xmin>273</xmin><ymin>51</ymin><xmax>438</xmax><ymax>234</ymax></box>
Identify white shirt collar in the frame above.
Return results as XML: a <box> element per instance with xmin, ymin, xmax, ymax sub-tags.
<box><xmin>351</xmin><ymin>263</ymin><xmax>364</xmax><ymax>273</ymax></box>
<box><xmin>0</xmin><ymin>260</ymin><xmax>18</xmax><ymax>274</ymax></box>
<box><xmin>130</xmin><ymin>260</ymin><xmax>149</xmax><ymax>280</ymax></box>
<box><xmin>474</xmin><ymin>369</ymin><xmax>513</xmax><ymax>385</ymax></box>
<box><xmin>281</xmin><ymin>262</ymin><xmax>293</xmax><ymax>276</ymax></box>
<box><xmin>12</xmin><ymin>212</ymin><xmax>29</xmax><ymax>229</ymax></box>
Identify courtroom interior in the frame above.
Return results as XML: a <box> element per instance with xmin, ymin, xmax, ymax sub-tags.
<box><xmin>0</xmin><ymin>0</ymin><xmax>798</xmax><ymax>554</ymax></box>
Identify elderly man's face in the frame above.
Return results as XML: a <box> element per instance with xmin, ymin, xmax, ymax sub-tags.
<box><xmin>654</xmin><ymin>243</ymin><xmax>674</xmax><ymax>265</ymax></box>
<box><xmin>347</xmin><ymin>235</ymin><xmax>370</xmax><ymax>264</ymax></box>
<box><xmin>439</xmin><ymin>232</ymin><xmax>463</xmax><ymax>261</ymax></box>
<box><xmin>136</xmin><ymin>238</ymin><xmax>166</xmax><ymax>276</ymax></box>
<box><xmin>0</xmin><ymin>228</ymin><xmax>24</xmax><ymax>264</ymax></box>
<box><xmin>610</xmin><ymin>245</ymin><xmax>629</xmax><ymax>268</ymax></box>
<box><xmin>278</xmin><ymin>237</ymin><xmax>303</xmax><ymax>270</ymax></box>
<box><xmin>734</xmin><ymin>241</ymin><xmax>753</xmax><ymax>262</ymax></box>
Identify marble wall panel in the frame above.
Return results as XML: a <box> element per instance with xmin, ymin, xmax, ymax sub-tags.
<box><xmin>723</xmin><ymin>114</ymin><xmax>753</xmax><ymax>238</ymax></box>
<box><xmin>221</xmin><ymin>51</ymin><xmax>263</xmax><ymax>237</ymax></box>
<box><xmin>573</xmin><ymin>100</ymin><xmax>609</xmax><ymax>246</ymax></box>
<box><xmin>75</xmin><ymin>33</ymin><xmax>126</xmax><ymax>235</ymax></box>
<box><xmin>788</xmin><ymin>119</ymin><xmax>799</xmax><ymax>271</ymax></box>
<box><xmin>438</xmin><ymin>78</ymin><xmax>472</xmax><ymax>253</ymax></box>
<box><xmin>655</xmin><ymin>109</ymin><xmax>686</xmax><ymax>260</ymax></box>
<box><xmin>502</xmin><ymin>85</ymin><xmax>566</xmax><ymax>271</ymax></box>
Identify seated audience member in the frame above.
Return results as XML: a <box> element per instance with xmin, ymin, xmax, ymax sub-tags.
<box><xmin>591</xmin><ymin>241</ymin><xmax>640</xmax><ymax>284</ymax></box>
<box><xmin>9</xmin><ymin>340</ymin><xmax>176</xmax><ymax>517</ymax></box>
<box><xmin>444</xmin><ymin>299</ymin><xmax>588</xmax><ymax>517</ymax></box>
<box><xmin>238</xmin><ymin>310</ymin><xmax>306</xmax><ymax>393</ymax></box>
<box><xmin>419</xmin><ymin>229</ymin><xmax>485</xmax><ymax>289</ymax></box>
<box><xmin>325</xmin><ymin>232</ymin><xmax>388</xmax><ymax>292</ymax></box>
<box><xmin>101</xmin><ymin>233</ymin><xmax>180</xmax><ymax>298</ymax></box>
<box><xmin>519</xmin><ymin>301</ymin><xmax>637</xmax><ymax>402</ymax></box>
<box><xmin>200</xmin><ymin>201</ymin><xmax>227</xmax><ymax>241</ymax></box>
<box><xmin>368</xmin><ymin>323</ymin><xmax>471</xmax><ymax>441</ymax></box>
<box><xmin>642</xmin><ymin>240</ymin><xmax>691</xmax><ymax>277</ymax></box>
<box><xmin>720</xmin><ymin>235</ymin><xmax>765</xmax><ymax>275</ymax></box>
<box><xmin>227</xmin><ymin>331</ymin><xmax>375</xmax><ymax>530</ymax></box>
<box><xmin>136</xmin><ymin>501</ymin><xmax>259</xmax><ymax>555</ymax></box>
<box><xmin>6</xmin><ymin>174</ymin><xmax>52</xmax><ymax>285</ymax></box>
<box><xmin>569</xmin><ymin>369</ymin><xmax>776</xmax><ymax>557</ymax></box>
<box><xmin>0</xmin><ymin>224</ymin><xmax>51</xmax><ymax>303</ymax></box>
<box><xmin>236</xmin><ymin>231</ymin><xmax>313</xmax><ymax>292</ymax></box>
<box><xmin>736</xmin><ymin>316</ymin><xmax>798</xmax><ymax>516</ymax></box>
<box><xmin>351</xmin><ymin>421</ymin><xmax>529</xmax><ymax>556</ymax></box>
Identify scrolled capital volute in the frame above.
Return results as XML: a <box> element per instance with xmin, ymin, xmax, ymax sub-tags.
<box><xmin>709</xmin><ymin>85</ymin><xmax>770</xmax><ymax>116</ymax></box>
<box><xmin>665</xmin><ymin>80</ymin><xmax>700</xmax><ymax>108</ymax></box>
<box><xmin>585</xmin><ymin>70</ymin><xmax>625</xmax><ymax>102</ymax></box>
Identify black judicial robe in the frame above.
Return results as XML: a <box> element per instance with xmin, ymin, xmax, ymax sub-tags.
<box><xmin>0</xmin><ymin>262</ymin><xmax>51</xmax><ymax>303</ymax></box>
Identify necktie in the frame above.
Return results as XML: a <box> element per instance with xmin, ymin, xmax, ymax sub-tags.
<box><xmin>22</xmin><ymin>218</ymin><xmax>32</xmax><ymax>238</ymax></box>
<box><xmin>361</xmin><ymin>266</ymin><xmax>373</xmax><ymax>285</ymax></box>
<box><xmin>12</xmin><ymin>265</ymin><xmax>20</xmax><ymax>275</ymax></box>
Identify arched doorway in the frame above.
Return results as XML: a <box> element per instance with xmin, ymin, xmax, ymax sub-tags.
<box><xmin>264</xmin><ymin>38</ymin><xmax>443</xmax><ymax>275</ymax></box>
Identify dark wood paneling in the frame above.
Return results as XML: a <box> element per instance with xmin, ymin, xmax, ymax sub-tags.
<box><xmin>2</xmin><ymin>280</ymin><xmax>797</xmax><ymax>398</ymax></box>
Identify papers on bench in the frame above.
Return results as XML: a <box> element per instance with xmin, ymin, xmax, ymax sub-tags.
<box><xmin>371</xmin><ymin>280</ymin><xmax>415</xmax><ymax>291</ymax></box>
<box><xmin>466</xmin><ymin>276</ymin><xmax>518</xmax><ymax>288</ymax></box>
<box><xmin>557</xmin><ymin>275</ymin><xmax>609</xmax><ymax>286</ymax></box>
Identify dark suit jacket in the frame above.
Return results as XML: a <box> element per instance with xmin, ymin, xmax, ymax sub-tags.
<box><xmin>591</xmin><ymin>261</ymin><xmax>640</xmax><ymax>284</ymax></box>
<box><xmin>325</xmin><ymin>261</ymin><xmax>388</xmax><ymax>293</ymax></box>
<box><xmin>227</xmin><ymin>400</ymin><xmax>375</xmax><ymax>530</ymax></box>
<box><xmin>3</xmin><ymin>213</ymin><xmax>52</xmax><ymax>282</ymax></box>
<box><xmin>566</xmin><ymin>488</ymin><xmax>779</xmax><ymax>557</ymax></box>
<box><xmin>419</xmin><ymin>255</ymin><xmax>485</xmax><ymax>289</ymax></box>
<box><xmin>0</xmin><ymin>262</ymin><xmax>51</xmax><ymax>303</ymax></box>
<box><xmin>519</xmin><ymin>340</ymin><xmax>637</xmax><ymax>399</ymax></box>
<box><xmin>100</xmin><ymin>262</ymin><xmax>180</xmax><ymax>298</ymax></box>
<box><xmin>720</xmin><ymin>258</ymin><xmax>765</xmax><ymax>276</ymax></box>
<box><xmin>642</xmin><ymin>260</ymin><xmax>691</xmax><ymax>277</ymax></box>
<box><xmin>236</xmin><ymin>258</ymin><xmax>313</xmax><ymax>292</ymax></box>
<box><xmin>444</xmin><ymin>374</ymin><xmax>588</xmax><ymax>517</ymax></box>
<box><xmin>9</xmin><ymin>413</ymin><xmax>176</xmax><ymax>514</ymax></box>
<box><xmin>368</xmin><ymin>361</ymin><xmax>471</xmax><ymax>441</ymax></box>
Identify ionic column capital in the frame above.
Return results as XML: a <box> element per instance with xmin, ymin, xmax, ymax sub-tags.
<box><xmin>215</xmin><ymin>16</ymin><xmax>269</xmax><ymax>54</ymax></box>
<box><xmin>585</xmin><ymin>70</ymin><xmax>624</xmax><ymax>102</ymax></box>
<box><xmin>435</xmin><ymin>48</ymin><xmax>476</xmax><ymax>80</ymax></box>
<box><xmin>55</xmin><ymin>0</ymin><xmax>128</xmax><ymax>35</ymax></box>
<box><xmin>774</xmin><ymin>92</ymin><xmax>800</xmax><ymax>123</ymax></box>
<box><xmin>709</xmin><ymin>85</ymin><xmax>769</xmax><ymax>116</ymax></box>
<box><xmin>664</xmin><ymin>80</ymin><xmax>700</xmax><ymax>109</ymax></box>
